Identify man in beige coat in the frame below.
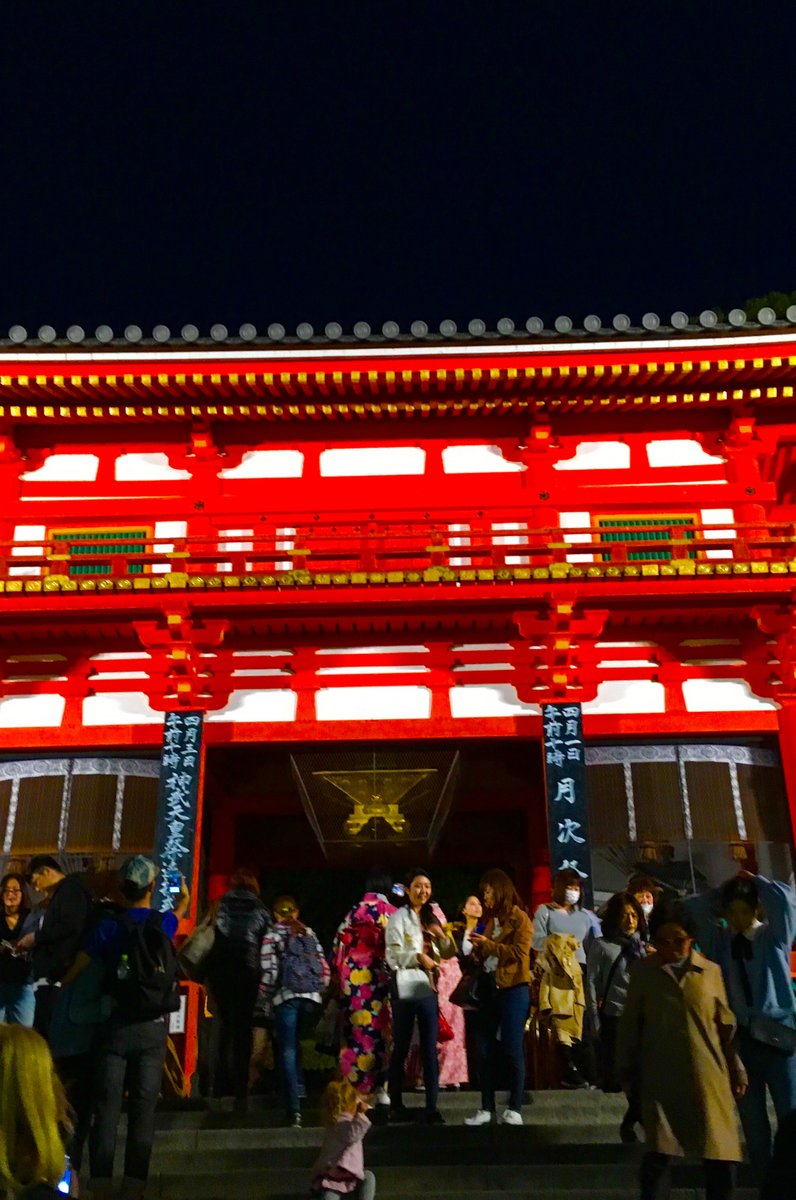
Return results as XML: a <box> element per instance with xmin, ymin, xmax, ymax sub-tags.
<box><xmin>618</xmin><ymin>902</ymin><xmax>747</xmax><ymax>1200</ymax></box>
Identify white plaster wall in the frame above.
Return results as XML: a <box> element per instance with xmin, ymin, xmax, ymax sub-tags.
<box><xmin>10</xmin><ymin>524</ymin><xmax>46</xmax><ymax>577</ymax></box>
<box><xmin>682</xmin><ymin>679</ymin><xmax>777</xmax><ymax>712</ymax></box>
<box><xmin>21</xmin><ymin>454</ymin><xmax>99</xmax><ymax>482</ymax></box>
<box><xmin>83</xmin><ymin>693</ymin><xmax>165</xmax><ymax>726</ymax></box>
<box><xmin>0</xmin><ymin>695</ymin><xmax>66</xmax><ymax>727</ymax></box>
<box><xmin>701</xmin><ymin>508</ymin><xmax>736</xmax><ymax>560</ymax></box>
<box><xmin>554</xmin><ymin>442</ymin><xmax>630</xmax><ymax>470</ymax></box>
<box><xmin>152</xmin><ymin>521</ymin><xmax>188</xmax><ymax>574</ymax></box>
<box><xmin>646</xmin><ymin>439</ymin><xmax>725</xmax><ymax>468</ymax></box>
<box><xmin>320</xmin><ymin>447</ymin><xmax>426</xmax><ymax>476</ymax></box>
<box><xmin>560</xmin><ymin>511</ymin><xmax>594</xmax><ymax>563</ymax></box>
<box><xmin>205</xmin><ymin>690</ymin><xmax>298</xmax><ymax>722</ymax></box>
<box><xmin>220</xmin><ymin>450</ymin><xmax>304</xmax><ymax>478</ymax></box>
<box><xmin>450</xmin><ymin>684</ymin><xmax>542</xmax><ymax>717</ymax></box>
<box><xmin>442</xmin><ymin>445</ymin><xmax>524</xmax><ymax>473</ymax></box>
<box><xmin>582</xmin><ymin>680</ymin><xmax>666</xmax><ymax>714</ymax></box>
<box><xmin>315</xmin><ymin>686</ymin><xmax>431</xmax><ymax>720</ymax></box>
<box><xmin>115</xmin><ymin>453</ymin><xmax>191</xmax><ymax>481</ymax></box>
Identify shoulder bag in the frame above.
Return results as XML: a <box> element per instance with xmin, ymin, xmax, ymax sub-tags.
<box><xmin>177</xmin><ymin>914</ymin><xmax>215</xmax><ymax>982</ymax></box>
<box><xmin>747</xmin><ymin>1014</ymin><xmax>796</xmax><ymax>1054</ymax></box>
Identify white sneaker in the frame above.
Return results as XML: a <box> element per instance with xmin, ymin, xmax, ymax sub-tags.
<box><xmin>464</xmin><ymin>1109</ymin><xmax>494</xmax><ymax>1126</ymax></box>
<box><xmin>501</xmin><ymin>1108</ymin><xmax>523</xmax><ymax>1126</ymax></box>
<box><xmin>374</xmin><ymin>1087</ymin><xmax>391</xmax><ymax>1106</ymax></box>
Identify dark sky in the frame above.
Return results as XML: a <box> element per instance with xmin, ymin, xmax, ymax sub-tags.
<box><xmin>3</xmin><ymin>2</ymin><xmax>795</xmax><ymax>334</ymax></box>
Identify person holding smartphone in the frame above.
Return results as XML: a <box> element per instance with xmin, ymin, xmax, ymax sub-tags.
<box><xmin>465</xmin><ymin>869</ymin><xmax>532</xmax><ymax>1127</ymax></box>
<box><xmin>63</xmin><ymin>856</ymin><xmax>189</xmax><ymax>1200</ymax></box>
<box><xmin>0</xmin><ymin>872</ymin><xmax>37</xmax><ymax>1026</ymax></box>
<box><xmin>385</xmin><ymin>870</ymin><xmax>455</xmax><ymax>1124</ymax></box>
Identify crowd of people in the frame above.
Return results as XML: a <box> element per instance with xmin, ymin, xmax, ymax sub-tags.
<box><xmin>0</xmin><ymin>853</ymin><xmax>795</xmax><ymax>1200</ymax></box>
<box><xmin>0</xmin><ymin>854</ymin><xmax>188</xmax><ymax>1199</ymax></box>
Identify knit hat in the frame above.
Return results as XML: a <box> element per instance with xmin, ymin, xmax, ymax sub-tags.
<box><xmin>119</xmin><ymin>856</ymin><xmax>158</xmax><ymax>888</ymax></box>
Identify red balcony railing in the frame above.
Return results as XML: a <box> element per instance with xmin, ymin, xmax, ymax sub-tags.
<box><xmin>1</xmin><ymin>515</ymin><xmax>793</xmax><ymax>584</ymax></box>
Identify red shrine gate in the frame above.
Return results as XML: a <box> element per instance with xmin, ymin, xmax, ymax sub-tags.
<box><xmin>0</xmin><ymin>316</ymin><xmax>795</xmax><ymax>1078</ymax></box>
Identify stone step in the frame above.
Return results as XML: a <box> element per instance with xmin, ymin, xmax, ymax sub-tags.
<box><xmin>107</xmin><ymin>1109</ymin><xmax>760</xmax><ymax>1200</ymax></box>
<box><xmin>140</xmin><ymin>1168</ymin><xmax>759</xmax><ymax>1200</ymax></box>
<box><xmin>151</xmin><ymin>1136</ymin><xmax>640</xmax><ymax>1170</ymax></box>
<box><xmin>149</xmin><ymin>1089</ymin><xmax>628</xmax><ymax>1129</ymax></box>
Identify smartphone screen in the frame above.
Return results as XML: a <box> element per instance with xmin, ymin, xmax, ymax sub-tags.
<box><xmin>167</xmin><ymin>871</ymin><xmax>182</xmax><ymax>895</ymax></box>
<box><xmin>56</xmin><ymin>1158</ymin><xmax>71</xmax><ymax>1195</ymax></box>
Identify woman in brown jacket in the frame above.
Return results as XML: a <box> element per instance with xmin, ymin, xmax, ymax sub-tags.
<box><xmin>465</xmin><ymin>869</ymin><xmax>532</xmax><ymax>1126</ymax></box>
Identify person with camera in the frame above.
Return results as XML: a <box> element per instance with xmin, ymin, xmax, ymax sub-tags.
<box><xmin>63</xmin><ymin>856</ymin><xmax>189</xmax><ymax>1200</ymax></box>
<box><xmin>685</xmin><ymin>869</ymin><xmax>796</xmax><ymax>1181</ymax></box>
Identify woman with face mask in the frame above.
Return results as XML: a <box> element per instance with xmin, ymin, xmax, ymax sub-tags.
<box><xmin>533</xmin><ymin>869</ymin><xmax>601</xmax><ymax>1086</ymax></box>
<box><xmin>532</xmin><ymin>869</ymin><xmax>601</xmax><ymax>966</ymax></box>
<box><xmin>618</xmin><ymin>901</ymin><xmax>747</xmax><ymax>1200</ymax></box>
<box><xmin>586</xmin><ymin>892</ymin><xmax>646</xmax><ymax>1141</ymax></box>
<box><xmin>627</xmin><ymin>875</ymin><xmax>659</xmax><ymax>942</ymax></box>
<box><xmin>385</xmin><ymin>870</ymin><xmax>455</xmax><ymax>1124</ymax></box>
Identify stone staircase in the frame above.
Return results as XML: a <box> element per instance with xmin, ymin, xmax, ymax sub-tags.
<box><xmin>118</xmin><ymin>1091</ymin><xmax>759</xmax><ymax>1199</ymax></box>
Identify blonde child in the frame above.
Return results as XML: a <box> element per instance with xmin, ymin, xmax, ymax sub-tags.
<box><xmin>310</xmin><ymin>1080</ymin><xmax>376</xmax><ymax>1200</ymax></box>
<box><xmin>0</xmin><ymin>1023</ymin><xmax>71</xmax><ymax>1199</ymax></box>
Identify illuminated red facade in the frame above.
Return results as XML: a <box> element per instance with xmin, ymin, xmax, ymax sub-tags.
<box><xmin>1</xmin><ymin>320</ymin><xmax>796</xmax><ymax>1070</ymax></box>
<box><xmin>1</xmin><ymin>319</ymin><xmax>796</xmax><ymax>1080</ymax></box>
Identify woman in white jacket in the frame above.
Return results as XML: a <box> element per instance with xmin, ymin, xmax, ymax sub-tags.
<box><xmin>385</xmin><ymin>870</ymin><xmax>455</xmax><ymax>1124</ymax></box>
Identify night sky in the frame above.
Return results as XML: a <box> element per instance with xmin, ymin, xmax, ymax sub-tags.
<box><xmin>3</xmin><ymin>3</ymin><xmax>795</xmax><ymax>334</ymax></box>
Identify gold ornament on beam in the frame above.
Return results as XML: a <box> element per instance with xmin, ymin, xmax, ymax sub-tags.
<box><xmin>313</xmin><ymin>768</ymin><xmax>438</xmax><ymax>837</ymax></box>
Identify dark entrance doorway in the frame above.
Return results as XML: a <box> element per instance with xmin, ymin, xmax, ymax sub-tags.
<box><xmin>203</xmin><ymin>739</ymin><xmax>543</xmax><ymax>944</ymax></box>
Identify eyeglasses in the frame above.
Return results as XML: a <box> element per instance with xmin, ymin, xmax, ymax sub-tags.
<box><xmin>2</xmin><ymin>888</ymin><xmax>22</xmax><ymax>895</ymax></box>
<box><xmin>655</xmin><ymin>934</ymin><xmax>692</xmax><ymax>948</ymax></box>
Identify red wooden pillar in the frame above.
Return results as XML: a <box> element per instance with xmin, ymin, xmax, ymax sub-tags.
<box><xmin>774</xmin><ymin>700</ymin><xmax>796</xmax><ymax>844</ymax></box>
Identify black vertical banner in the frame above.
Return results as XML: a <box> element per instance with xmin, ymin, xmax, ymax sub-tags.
<box><xmin>153</xmin><ymin>711</ymin><xmax>203</xmax><ymax>913</ymax></box>
<box><xmin>543</xmin><ymin>702</ymin><xmax>593</xmax><ymax>908</ymax></box>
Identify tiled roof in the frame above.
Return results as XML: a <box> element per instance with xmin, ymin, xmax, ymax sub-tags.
<box><xmin>3</xmin><ymin>308</ymin><xmax>796</xmax><ymax>351</ymax></box>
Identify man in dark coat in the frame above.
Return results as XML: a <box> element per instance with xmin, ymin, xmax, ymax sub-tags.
<box><xmin>22</xmin><ymin>855</ymin><xmax>92</xmax><ymax>1039</ymax></box>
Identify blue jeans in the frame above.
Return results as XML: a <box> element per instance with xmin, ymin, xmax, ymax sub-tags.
<box><xmin>274</xmin><ymin>997</ymin><xmax>317</xmax><ymax>1115</ymax></box>
<box><xmin>477</xmin><ymin>983</ymin><xmax>530</xmax><ymax>1113</ymax></box>
<box><xmin>388</xmin><ymin>990</ymin><xmax>439</xmax><ymax>1111</ymax></box>
<box><xmin>89</xmin><ymin>1017</ymin><xmax>168</xmax><ymax>1188</ymax></box>
<box><xmin>0</xmin><ymin>981</ymin><xmax>34</xmax><ymax>1026</ymax></box>
<box><xmin>737</xmin><ymin>1028</ymin><xmax>796</xmax><ymax>1178</ymax></box>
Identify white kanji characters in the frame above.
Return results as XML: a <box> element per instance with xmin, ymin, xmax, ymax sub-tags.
<box><xmin>553</xmin><ymin>777</ymin><xmax>577</xmax><ymax>804</ymax></box>
<box><xmin>556</xmin><ymin>817</ymin><xmax>585</xmax><ymax>844</ymax></box>
<box><xmin>560</xmin><ymin>859</ymin><xmax>588</xmax><ymax>878</ymax></box>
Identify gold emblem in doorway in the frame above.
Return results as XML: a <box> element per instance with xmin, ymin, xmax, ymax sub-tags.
<box><xmin>313</xmin><ymin>769</ymin><xmax>437</xmax><ymax>836</ymax></box>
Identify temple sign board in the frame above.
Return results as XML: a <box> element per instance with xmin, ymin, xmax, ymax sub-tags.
<box><xmin>543</xmin><ymin>702</ymin><xmax>594</xmax><ymax>908</ymax></box>
<box><xmin>153</xmin><ymin>711</ymin><xmax>203</xmax><ymax>912</ymax></box>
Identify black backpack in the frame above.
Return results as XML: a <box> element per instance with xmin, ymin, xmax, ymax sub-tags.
<box><xmin>108</xmin><ymin>912</ymin><xmax>180</xmax><ymax>1019</ymax></box>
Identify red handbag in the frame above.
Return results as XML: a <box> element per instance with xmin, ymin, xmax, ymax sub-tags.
<box><xmin>437</xmin><ymin>1012</ymin><xmax>455</xmax><ymax>1043</ymax></box>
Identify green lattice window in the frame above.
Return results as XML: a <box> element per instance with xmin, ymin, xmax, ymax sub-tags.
<box><xmin>53</xmin><ymin>530</ymin><xmax>148</xmax><ymax>576</ymax></box>
<box><xmin>597</xmin><ymin>517</ymin><xmax>696</xmax><ymax>562</ymax></box>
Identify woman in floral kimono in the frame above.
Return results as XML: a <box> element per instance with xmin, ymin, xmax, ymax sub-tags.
<box><xmin>332</xmin><ymin>872</ymin><xmax>396</xmax><ymax>1100</ymax></box>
